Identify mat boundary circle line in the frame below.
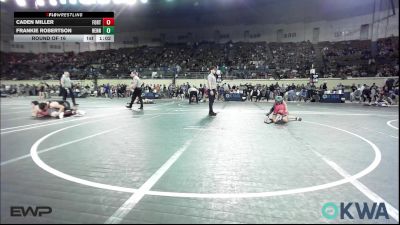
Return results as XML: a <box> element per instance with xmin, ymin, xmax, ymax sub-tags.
<box><xmin>30</xmin><ymin>120</ymin><xmax>382</xmax><ymax>198</ymax></box>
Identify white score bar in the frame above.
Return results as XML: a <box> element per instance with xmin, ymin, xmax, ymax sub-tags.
<box><xmin>14</xmin><ymin>34</ymin><xmax>114</xmax><ymax>42</ymax></box>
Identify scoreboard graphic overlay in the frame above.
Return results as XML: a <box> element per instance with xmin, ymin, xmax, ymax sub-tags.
<box><xmin>14</xmin><ymin>12</ymin><xmax>114</xmax><ymax>42</ymax></box>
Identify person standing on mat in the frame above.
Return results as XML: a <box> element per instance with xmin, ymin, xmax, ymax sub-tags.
<box><xmin>207</xmin><ymin>67</ymin><xmax>217</xmax><ymax>116</ymax></box>
<box><xmin>126</xmin><ymin>71</ymin><xmax>143</xmax><ymax>110</ymax></box>
<box><xmin>60</xmin><ymin>71</ymin><xmax>78</xmax><ymax>106</ymax></box>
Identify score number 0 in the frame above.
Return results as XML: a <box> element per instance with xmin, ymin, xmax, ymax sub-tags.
<box><xmin>102</xmin><ymin>18</ymin><xmax>114</xmax><ymax>35</ymax></box>
<box><xmin>102</xmin><ymin>18</ymin><xmax>114</xmax><ymax>26</ymax></box>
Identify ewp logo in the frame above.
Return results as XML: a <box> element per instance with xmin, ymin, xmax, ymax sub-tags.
<box><xmin>322</xmin><ymin>202</ymin><xmax>389</xmax><ymax>220</ymax></box>
<box><xmin>10</xmin><ymin>206</ymin><xmax>52</xmax><ymax>217</ymax></box>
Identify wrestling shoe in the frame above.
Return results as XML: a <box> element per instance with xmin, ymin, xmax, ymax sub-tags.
<box><xmin>75</xmin><ymin>110</ymin><xmax>86</xmax><ymax>116</ymax></box>
<box><xmin>264</xmin><ymin>117</ymin><xmax>272</xmax><ymax>124</ymax></box>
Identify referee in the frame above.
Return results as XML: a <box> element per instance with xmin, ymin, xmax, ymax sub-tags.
<box><xmin>60</xmin><ymin>71</ymin><xmax>78</xmax><ymax>106</ymax></box>
<box><xmin>126</xmin><ymin>72</ymin><xmax>143</xmax><ymax>110</ymax></box>
<box><xmin>207</xmin><ymin>67</ymin><xmax>217</xmax><ymax>116</ymax></box>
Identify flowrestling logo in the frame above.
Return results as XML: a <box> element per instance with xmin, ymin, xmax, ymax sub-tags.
<box><xmin>322</xmin><ymin>202</ymin><xmax>389</xmax><ymax>220</ymax></box>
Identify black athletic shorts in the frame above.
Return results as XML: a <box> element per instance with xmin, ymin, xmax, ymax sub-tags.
<box><xmin>48</xmin><ymin>100</ymin><xmax>71</xmax><ymax>110</ymax></box>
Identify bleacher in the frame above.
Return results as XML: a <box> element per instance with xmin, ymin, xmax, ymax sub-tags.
<box><xmin>1</xmin><ymin>37</ymin><xmax>398</xmax><ymax>80</ymax></box>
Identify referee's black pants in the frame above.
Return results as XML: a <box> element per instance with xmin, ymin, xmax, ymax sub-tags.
<box><xmin>129</xmin><ymin>88</ymin><xmax>143</xmax><ymax>109</ymax></box>
<box><xmin>208</xmin><ymin>89</ymin><xmax>216</xmax><ymax>114</ymax></box>
<box><xmin>62</xmin><ymin>87</ymin><xmax>76</xmax><ymax>105</ymax></box>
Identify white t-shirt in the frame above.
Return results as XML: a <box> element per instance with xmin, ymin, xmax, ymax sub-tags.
<box><xmin>188</xmin><ymin>87</ymin><xmax>198</xmax><ymax>94</ymax></box>
<box><xmin>61</xmin><ymin>75</ymin><xmax>72</xmax><ymax>88</ymax></box>
<box><xmin>131</xmin><ymin>75</ymin><xmax>142</xmax><ymax>89</ymax></box>
<box><xmin>207</xmin><ymin>73</ymin><xmax>217</xmax><ymax>90</ymax></box>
